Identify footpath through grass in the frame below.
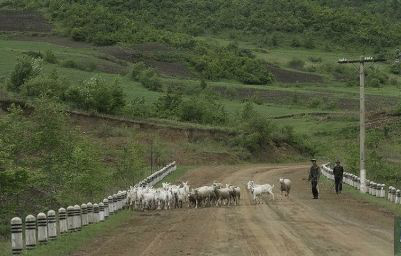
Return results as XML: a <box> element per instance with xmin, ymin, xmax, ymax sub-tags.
<box><xmin>0</xmin><ymin>165</ymin><xmax>193</xmax><ymax>256</ymax></box>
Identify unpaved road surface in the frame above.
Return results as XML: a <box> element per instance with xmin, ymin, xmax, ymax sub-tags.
<box><xmin>73</xmin><ymin>164</ymin><xmax>394</xmax><ymax>256</ymax></box>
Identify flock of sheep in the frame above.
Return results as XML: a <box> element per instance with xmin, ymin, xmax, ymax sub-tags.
<box><xmin>127</xmin><ymin>178</ymin><xmax>292</xmax><ymax>211</ymax></box>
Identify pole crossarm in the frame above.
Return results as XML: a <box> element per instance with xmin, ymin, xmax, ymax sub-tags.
<box><xmin>338</xmin><ymin>57</ymin><xmax>386</xmax><ymax>64</ymax></box>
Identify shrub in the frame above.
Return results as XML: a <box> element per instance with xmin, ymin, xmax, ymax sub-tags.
<box><xmin>287</xmin><ymin>58</ymin><xmax>305</xmax><ymax>70</ymax></box>
<box><xmin>390</xmin><ymin>62</ymin><xmax>401</xmax><ymax>74</ymax></box>
<box><xmin>154</xmin><ymin>86</ymin><xmax>183</xmax><ymax>118</ymax></box>
<box><xmin>290</xmin><ymin>38</ymin><xmax>301</xmax><ymax>48</ymax></box>
<box><xmin>131</xmin><ymin>62</ymin><xmax>147</xmax><ymax>80</ymax></box>
<box><xmin>138</xmin><ymin>69</ymin><xmax>162</xmax><ymax>91</ymax></box>
<box><xmin>200</xmin><ymin>79</ymin><xmax>207</xmax><ymax>90</ymax></box>
<box><xmin>65</xmin><ymin>76</ymin><xmax>125</xmax><ymax>113</ymax></box>
<box><xmin>303</xmin><ymin>37</ymin><xmax>315</xmax><ymax>49</ymax></box>
<box><xmin>366</xmin><ymin>67</ymin><xmax>388</xmax><ymax>87</ymax></box>
<box><xmin>44</xmin><ymin>49</ymin><xmax>58</xmax><ymax>64</ymax></box>
<box><xmin>308</xmin><ymin>56</ymin><xmax>322</xmax><ymax>63</ymax></box>
<box><xmin>23</xmin><ymin>51</ymin><xmax>43</xmax><ymax>59</ymax></box>
<box><xmin>8</xmin><ymin>57</ymin><xmax>42</xmax><ymax>91</ymax></box>
<box><xmin>124</xmin><ymin>97</ymin><xmax>152</xmax><ymax>118</ymax></box>
<box><xmin>61</xmin><ymin>59</ymin><xmax>96</xmax><ymax>72</ymax></box>
<box><xmin>179</xmin><ymin>95</ymin><xmax>228</xmax><ymax>125</ymax></box>
<box><xmin>308</xmin><ymin>99</ymin><xmax>321</xmax><ymax>108</ymax></box>
<box><xmin>21</xmin><ymin>70</ymin><xmax>69</xmax><ymax>99</ymax></box>
<box><xmin>235</xmin><ymin>114</ymin><xmax>273</xmax><ymax>153</ymax></box>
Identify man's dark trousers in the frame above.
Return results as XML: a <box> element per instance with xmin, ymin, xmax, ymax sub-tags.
<box><xmin>335</xmin><ymin>176</ymin><xmax>342</xmax><ymax>194</ymax></box>
<box><xmin>311</xmin><ymin>180</ymin><xmax>319</xmax><ymax>198</ymax></box>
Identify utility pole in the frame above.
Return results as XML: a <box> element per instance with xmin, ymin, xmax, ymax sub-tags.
<box><xmin>338</xmin><ymin>56</ymin><xmax>385</xmax><ymax>193</ymax></box>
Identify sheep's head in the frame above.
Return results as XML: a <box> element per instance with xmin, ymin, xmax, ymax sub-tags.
<box><xmin>279</xmin><ymin>178</ymin><xmax>284</xmax><ymax>183</ymax></box>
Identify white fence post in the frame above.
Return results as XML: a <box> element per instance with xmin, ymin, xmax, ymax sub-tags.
<box><xmin>103</xmin><ymin>198</ymin><xmax>109</xmax><ymax>218</ymax></box>
<box><xmin>25</xmin><ymin>215</ymin><xmax>36</xmax><ymax>250</ymax></box>
<box><xmin>81</xmin><ymin>204</ymin><xmax>88</xmax><ymax>227</ymax></box>
<box><xmin>58</xmin><ymin>208</ymin><xmax>67</xmax><ymax>234</ymax></box>
<box><xmin>108</xmin><ymin>196</ymin><xmax>114</xmax><ymax>215</ymax></box>
<box><xmin>11</xmin><ymin>217</ymin><xmax>23</xmax><ymax>255</ymax></box>
<box><xmin>47</xmin><ymin>210</ymin><xmax>57</xmax><ymax>240</ymax></box>
<box><xmin>93</xmin><ymin>204</ymin><xmax>99</xmax><ymax>223</ymax></box>
<box><xmin>37</xmin><ymin>213</ymin><xmax>48</xmax><ymax>244</ymax></box>
<box><xmin>87</xmin><ymin>202</ymin><xmax>94</xmax><ymax>224</ymax></box>
<box><xmin>99</xmin><ymin>202</ymin><xmax>105</xmax><ymax>222</ymax></box>
<box><xmin>67</xmin><ymin>206</ymin><xmax>75</xmax><ymax>232</ymax></box>
<box><xmin>74</xmin><ymin>205</ymin><xmax>81</xmax><ymax>231</ymax></box>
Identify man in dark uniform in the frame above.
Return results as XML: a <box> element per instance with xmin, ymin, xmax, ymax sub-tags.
<box><xmin>333</xmin><ymin>160</ymin><xmax>344</xmax><ymax>194</ymax></box>
<box><xmin>308</xmin><ymin>159</ymin><xmax>320</xmax><ymax>199</ymax></box>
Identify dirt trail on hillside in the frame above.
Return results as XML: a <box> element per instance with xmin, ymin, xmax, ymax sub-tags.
<box><xmin>72</xmin><ymin>165</ymin><xmax>394</xmax><ymax>256</ymax></box>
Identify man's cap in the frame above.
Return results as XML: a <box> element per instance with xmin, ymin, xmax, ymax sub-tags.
<box><xmin>336</xmin><ymin>160</ymin><xmax>340</xmax><ymax>163</ymax></box>
<box><xmin>311</xmin><ymin>158</ymin><xmax>317</xmax><ymax>162</ymax></box>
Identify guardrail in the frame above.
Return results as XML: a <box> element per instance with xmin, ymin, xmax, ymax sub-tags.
<box><xmin>321</xmin><ymin>163</ymin><xmax>401</xmax><ymax>203</ymax></box>
<box><xmin>10</xmin><ymin>161</ymin><xmax>177</xmax><ymax>255</ymax></box>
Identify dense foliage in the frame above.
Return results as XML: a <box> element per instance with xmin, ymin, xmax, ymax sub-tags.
<box><xmin>15</xmin><ymin>0</ymin><xmax>401</xmax><ymax>48</ymax></box>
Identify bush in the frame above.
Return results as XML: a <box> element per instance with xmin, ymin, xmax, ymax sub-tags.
<box><xmin>65</xmin><ymin>76</ymin><xmax>125</xmax><ymax>113</ymax></box>
<box><xmin>154</xmin><ymin>85</ymin><xmax>183</xmax><ymax>118</ymax></box>
<box><xmin>131</xmin><ymin>62</ymin><xmax>147</xmax><ymax>80</ymax></box>
<box><xmin>235</xmin><ymin>114</ymin><xmax>273</xmax><ymax>153</ymax></box>
<box><xmin>366</xmin><ymin>67</ymin><xmax>388</xmax><ymax>87</ymax></box>
<box><xmin>138</xmin><ymin>69</ymin><xmax>162</xmax><ymax>91</ymax></box>
<box><xmin>61</xmin><ymin>59</ymin><xmax>96</xmax><ymax>72</ymax></box>
<box><xmin>44</xmin><ymin>49</ymin><xmax>58</xmax><ymax>64</ymax></box>
<box><xmin>21</xmin><ymin>70</ymin><xmax>69</xmax><ymax>99</ymax></box>
<box><xmin>8</xmin><ymin>57</ymin><xmax>42</xmax><ymax>91</ymax></box>
<box><xmin>291</xmin><ymin>38</ymin><xmax>301</xmax><ymax>48</ymax></box>
<box><xmin>200</xmin><ymin>79</ymin><xmax>207</xmax><ymax>90</ymax></box>
<box><xmin>303</xmin><ymin>37</ymin><xmax>315</xmax><ymax>49</ymax></box>
<box><xmin>23</xmin><ymin>51</ymin><xmax>43</xmax><ymax>59</ymax></box>
<box><xmin>179</xmin><ymin>95</ymin><xmax>228</xmax><ymax>125</ymax></box>
<box><xmin>124</xmin><ymin>97</ymin><xmax>152</xmax><ymax>118</ymax></box>
<box><xmin>390</xmin><ymin>62</ymin><xmax>401</xmax><ymax>74</ymax></box>
<box><xmin>308</xmin><ymin>56</ymin><xmax>322</xmax><ymax>63</ymax></box>
<box><xmin>287</xmin><ymin>58</ymin><xmax>305</xmax><ymax>70</ymax></box>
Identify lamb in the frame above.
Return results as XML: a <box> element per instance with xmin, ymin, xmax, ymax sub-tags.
<box><xmin>279</xmin><ymin>178</ymin><xmax>291</xmax><ymax>198</ymax></box>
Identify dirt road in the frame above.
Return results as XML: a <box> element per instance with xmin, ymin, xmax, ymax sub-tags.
<box><xmin>73</xmin><ymin>164</ymin><xmax>394</xmax><ymax>256</ymax></box>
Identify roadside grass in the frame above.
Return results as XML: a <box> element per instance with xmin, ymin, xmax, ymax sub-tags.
<box><xmin>0</xmin><ymin>240</ymin><xmax>10</xmax><ymax>256</ymax></box>
<box><xmin>321</xmin><ymin>176</ymin><xmax>401</xmax><ymax>216</ymax></box>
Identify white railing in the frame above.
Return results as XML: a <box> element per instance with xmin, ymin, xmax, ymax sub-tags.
<box><xmin>321</xmin><ymin>163</ymin><xmax>400</xmax><ymax>203</ymax></box>
<box><xmin>10</xmin><ymin>161</ymin><xmax>177</xmax><ymax>255</ymax></box>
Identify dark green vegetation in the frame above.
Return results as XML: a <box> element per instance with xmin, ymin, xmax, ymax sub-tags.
<box><xmin>1</xmin><ymin>0</ymin><xmax>401</xmax><ymax>248</ymax></box>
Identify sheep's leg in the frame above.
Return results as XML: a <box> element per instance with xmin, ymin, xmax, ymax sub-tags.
<box><xmin>269</xmin><ymin>191</ymin><xmax>275</xmax><ymax>201</ymax></box>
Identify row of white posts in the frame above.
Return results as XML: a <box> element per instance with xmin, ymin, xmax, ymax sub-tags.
<box><xmin>321</xmin><ymin>163</ymin><xmax>401</xmax><ymax>204</ymax></box>
<box><xmin>10</xmin><ymin>161</ymin><xmax>177</xmax><ymax>255</ymax></box>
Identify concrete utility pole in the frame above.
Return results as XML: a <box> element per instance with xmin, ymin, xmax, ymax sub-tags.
<box><xmin>338</xmin><ymin>56</ymin><xmax>385</xmax><ymax>193</ymax></box>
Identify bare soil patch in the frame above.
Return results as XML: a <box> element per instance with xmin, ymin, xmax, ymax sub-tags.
<box><xmin>213</xmin><ymin>86</ymin><xmax>398</xmax><ymax>111</ymax></box>
<box><xmin>0</xmin><ymin>10</ymin><xmax>51</xmax><ymax>32</ymax></box>
<box><xmin>268</xmin><ymin>65</ymin><xmax>323</xmax><ymax>84</ymax></box>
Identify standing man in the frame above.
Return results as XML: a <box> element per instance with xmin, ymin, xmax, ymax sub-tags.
<box><xmin>333</xmin><ymin>160</ymin><xmax>344</xmax><ymax>194</ymax></box>
<box><xmin>308</xmin><ymin>159</ymin><xmax>321</xmax><ymax>199</ymax></box>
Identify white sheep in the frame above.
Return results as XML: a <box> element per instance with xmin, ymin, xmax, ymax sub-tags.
<box><xmin>279</xmin><ymin>178</ymin><xmax>291</xmax><ymax>198</ymax></box>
